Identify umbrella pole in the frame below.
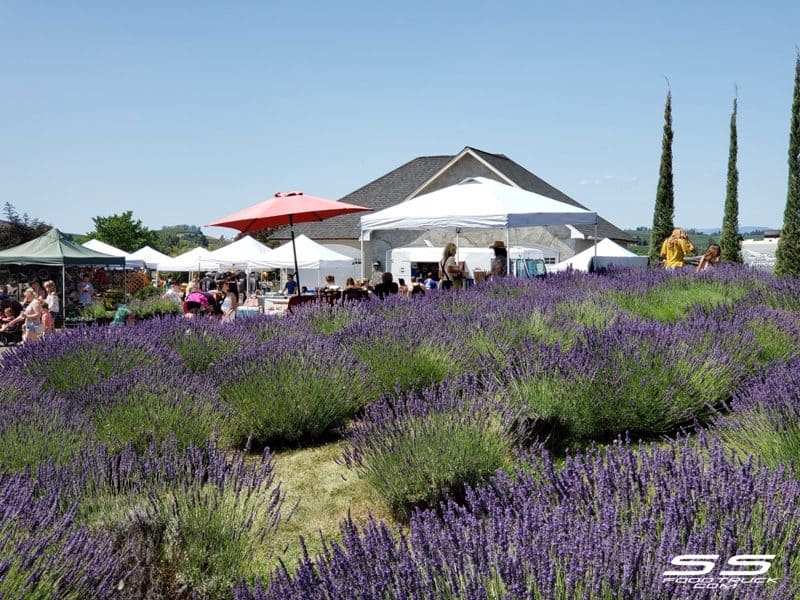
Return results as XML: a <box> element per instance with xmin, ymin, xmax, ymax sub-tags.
<box><xmin>290</xmin><ymin>215</ymin><xmax>301</xmax><ymax>296</ymax></box>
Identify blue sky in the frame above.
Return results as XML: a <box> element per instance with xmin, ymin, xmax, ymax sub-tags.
<box><xmin>1</xmin><ymin>1</ymin><xmax>798</xmax><ymax>236</ymax></box>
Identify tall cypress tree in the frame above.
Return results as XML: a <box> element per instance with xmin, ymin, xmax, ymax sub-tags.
<box><xmin>775</xmin><ymin>54</ymin><xmax>800</xmax><ymax>275</ymax></box>
<box><xmin>720</xmin><ymin>93</ymin><xmax>742</xmax><ymax>262</ymax></box>
<box><xmin>649</xmin><ymin>90</ymin><xmax>675</xmax><ymax>264</ymax></box>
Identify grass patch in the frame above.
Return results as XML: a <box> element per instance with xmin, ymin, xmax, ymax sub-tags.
<box><xmin>611</xmin><ymin>279</ymin><xmax>751</xmax><ymax>322</ymax></box>
<box><xmin>260</xmin><ymin>441</ymin><xmax>394</xmax><ymax>573</ymax></box>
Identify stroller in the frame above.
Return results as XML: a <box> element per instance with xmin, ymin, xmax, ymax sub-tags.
<box><xmin>0</xmin><ymin>322</ymin><xmax>22</xmax><ymax>346</ymax></box>
<box><xmin>183</xmin><ymin>291</ymin><xmax>221</xmax><ymax>318</ymax></box>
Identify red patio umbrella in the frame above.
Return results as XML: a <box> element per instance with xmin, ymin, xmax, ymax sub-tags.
<box><xmin>207</xmin><ymin>192</ymin><xmax>371</xmax><ymax>295</ymax></box>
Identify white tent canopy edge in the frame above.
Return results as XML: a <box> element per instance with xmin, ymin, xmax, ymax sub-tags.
<box><xmin>359</xmin><ymin>177</ymin><xmax>598</xmax><ymax>277</ymax></box>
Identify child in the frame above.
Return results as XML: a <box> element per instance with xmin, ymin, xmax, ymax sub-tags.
<box><xmin>40</xmin><ymin>301</ymin><xmax>55</xmax><ymax>334</ymax></box>
<box><xmin>44</xmin><ymin>280</ymin><xmax>60</xmax><ymax>323</ymax></box>
<box><xmin>0</xmin><ymin>307</ymin><xmax>14</xmax><ymax>326</ymax></box>
<box><xmin>696</xmin><ymin>244</ymin><xmax>721</xmax><ymax>272</ymax></box>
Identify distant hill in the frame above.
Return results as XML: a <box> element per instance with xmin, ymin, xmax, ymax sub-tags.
<box><xmin>693</xmin><ymin>226</ymin><xmax>774</xmax><ymax>235</ymax></box>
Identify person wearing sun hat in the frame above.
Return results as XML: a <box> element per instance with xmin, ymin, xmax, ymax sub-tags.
<box><xmin>489</xmin><ymin>240</ymin><xmax>508</xmax><ymax>278</ymax></box>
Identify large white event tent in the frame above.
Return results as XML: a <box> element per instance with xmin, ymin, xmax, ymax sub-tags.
<box><xmin>359</xmin><ymin>177</ymin><xmax>598</xmax><ymax>276</ymax></box>
<box><xmin>128</xmin><ymin>246</ymin><xmax>171</xmax><ymax>270</ymax></box>
<box><xmin>207</xmin><ymin>235</ymin><xmax>274</xmax><ymax>270</ymax></box>
<box><xmin>156</xmin><ymin>247</ymin><xmax>219</xmax><ymax>273</ymax></box>
<box><xmin>250</xmin><ymin>234</ymin><xmax>355</xmax><ymax>287</ymax></box>
<box><xmin>549</xmin><ymin>238</ymin><xmax>647</xmax><ymax>272</ymax></box>
<box><xmin>81</xmin><ymin>239</ymin><xmax>145</xmax><ymax>269</ymax></box>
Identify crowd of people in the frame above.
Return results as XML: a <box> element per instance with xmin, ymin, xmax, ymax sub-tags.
<box><xmin>160</xmin><ymin>274</ymin><xmax>240</xmax><ymax>321</ymax></box>
<box><xmin>0</xmin><ymin>234</ymin><xmax>726</xmax><ymax>344</ymax></box>
<box><xmin>0</xmin><ymin>279</ymin><xmax>61</xmax><ymax>344</ymax></box>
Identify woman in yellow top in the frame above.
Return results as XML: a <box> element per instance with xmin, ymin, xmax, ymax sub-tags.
<box><xmin>659</xmin><ymin>228</ymin><xmax>695</xmax><ymax>268</ymax></box>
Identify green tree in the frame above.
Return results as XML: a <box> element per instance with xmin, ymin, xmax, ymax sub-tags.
<box><xmin>0</xmin><ymin>203</ymin><xmax>50</xmax><ymax>250</ymax></box>
<box><xmin>86</xmin><ymin>211</ymin><xmax>160</xmax><ymax>253</ymax></box>
<box><xmin>776</xmin><ymin>54</ymin><xmax>800</xmax><ymax>275</ymax></box>
<box><xmin>720</xmin><ymin>93</ymin><xmax>743</xmax><ymax>263</ymax></box>
<box><xmin>649</xmin><ymin>90</ymin><xmax>675</xmax><ymax>264</ymax></box>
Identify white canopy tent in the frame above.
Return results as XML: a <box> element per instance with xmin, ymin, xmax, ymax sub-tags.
<box><xmin>249</xmin><ymin>234</ymin><xmax>356</xmax><ymax>288</ymax></box>
<box><xmin>156</xmin><ymin>247</ymin><xmax>219</xmax><ymax>273</ymax></box>
<box><xmin>128</xmin><ymin>245</ymin><xmax>171</xmax><ymax>270</ymax></box>
<box><xmin>359</xmin><ymin>177</ymin><xmax>598</xmax><ymax>276</ymax></box>
<box><xmin>81</xmin><ymin>239</ymin><xmax>144</xmax><ymax>269</ymax></box>
<box><xmin>208</xmin><ymin>235</ymin><xmax>274</xmax><ymax>270</ymax></box>
<box><xmin>549</xmin><ymin>238</ymin><xmax>646</xmax><ymax>272</ymax></box>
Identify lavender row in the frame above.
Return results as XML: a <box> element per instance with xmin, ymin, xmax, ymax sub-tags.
<box><xmin>239</xmin><ymin>435</ymin><xmax>800</xmax><ymax>599</ymax></box>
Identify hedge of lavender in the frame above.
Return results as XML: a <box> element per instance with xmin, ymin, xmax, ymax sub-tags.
<box><xmin>238</xmin><ymin>435</ymin><xmax>800</xmax><ymax>599</ymax></box>
<box><xmin>2</xmin><ymin>266</ymin><xmax>800</xmax><ymax>597</ymax></box>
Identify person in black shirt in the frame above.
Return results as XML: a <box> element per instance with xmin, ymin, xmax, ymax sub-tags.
<box><xmin>374</xmin><ymin>272</ymin><xmax>399</xmax><ymax>299</ymax></box>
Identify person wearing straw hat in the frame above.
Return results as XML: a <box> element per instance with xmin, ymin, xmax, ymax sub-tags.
<box><xmin>489</xmin><ymin>241</ymin><xmax>508</xmax><ymax>279</ymax></box>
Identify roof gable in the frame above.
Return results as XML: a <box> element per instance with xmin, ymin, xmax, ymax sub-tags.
<box><xmin>270</xmin><ymin>147</ymin><xmax>634</xmax><ymax>243</ymax></box>
<box><xmin>467</xmin><ymin>148</ymin><xmax>635</xmax><ymax>243</ymax></box>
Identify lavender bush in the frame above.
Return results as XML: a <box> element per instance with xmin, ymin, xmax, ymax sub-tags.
<box><xmin>2</xmin><ymin>325</ymin><xmax>176</xmax><ymax>398</ymax></box>
<box><xmin>132</xmin><ymin>315</ymin><xmax>247</xmax><ymax>374</ymax></box>
<box><xmin>1</xmin><ymin>266</ymin><xmax>800</xmax><ymax>597</ymax></box>
<box><xmin>343</xmin><ymin>381</ymin><xmax>517</xmax><ymax>520</ymax></box>
<box><xmin>239</xmin><ymin>435</ymin><xmax>800</xmax><ymax>599</ymax></box>
<box><xmin>0</xmin><ymin>471</ymin><xmax>127</xmax><ymax>599</ymax></box>
<box><xmin>215</xmin><ymin>338</ymin><xmax>369</xmax><ymax>449</ymax></box>
<box><xmin>717</xmin><ymin>357</ymin><xmax>800</xmax><ymax>469</ymax></box>
<box><xmin>741</xmin><ymin>306</ymin><xmax>800</xmax><ymax>365</ymax></box>
<box><xmin>126</xmin><ymin>445</ymin><xmax>288</xmax><ymax>597</ymax></box>
<box><xmin>504</xmin><ymin>313</ymin><xmax>758</xmax><ymax>450</ymax></box>
<box><xmin>88</xmin><ymin>369</ymin><xmax>227</xmax><ymax>453</ymax></box>
<box><xmin>345</xmin><ymin>305</ymin><xmax>470</xmax><ymax>396</ymax></box>
<box><xmin>0</xmin><ymin>393</ymin><xmax>94</xmax><ymax>471</ymax></box>
<box><xmin>48</xmin><ymin>439</ymin><xmax>290</xmax><ymax>598</ymax></box>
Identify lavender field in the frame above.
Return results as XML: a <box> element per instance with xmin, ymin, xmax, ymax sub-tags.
<box><xmin>2</xmin><ymin>266</ymin><xmax>800</xmax><ymax>598</ymax></box>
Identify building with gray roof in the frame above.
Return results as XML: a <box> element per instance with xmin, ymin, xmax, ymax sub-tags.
<box><xmin>270</xmin><ymin>147</ymin><xmax>634</xmax><ymax>271</ymax></box>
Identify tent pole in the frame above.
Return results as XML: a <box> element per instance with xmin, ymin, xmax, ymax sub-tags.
<box><xmin>290</xmin><ymin>215</ymin><xmax>301</xmax><ymax>296</ymax></box>
<box><xmin>360</xmin><ymin>230</ymin><xmax>364</xmax><ymax>280</ymax></box>
<box><xmin>61</xmin><ymin>266</ymin><xmax>66</xmax><ymax>322</ymax></box>
<box><xmin>505</xmin><ymin>228</ymin><xmax>511</xmax><ymax>277</ymax></box>
<box><xmin>593</xmin><ymin>222</ymin><xmax>598</xmax><ymax>271</ymax></box>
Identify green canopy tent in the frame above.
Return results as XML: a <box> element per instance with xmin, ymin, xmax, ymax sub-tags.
<box><xmin>0</xmin><ymin>228</ymin><xmax>125</xmax><ymax>318</ymax></box>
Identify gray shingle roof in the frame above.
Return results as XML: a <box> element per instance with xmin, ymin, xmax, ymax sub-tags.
<box><xmin>269</xmin><ymin>156</ymin><xmax>451</xmax><ymax>240</ymax></box>
<box><xmin>270</xmin><ymin>148</ymin><xmax>633</xmax><ymax>243</ymax></box>
<box><xmin>468</xmin><ymin>148</ymin><xmax>635</xmax><ymax>243</ymax></box>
